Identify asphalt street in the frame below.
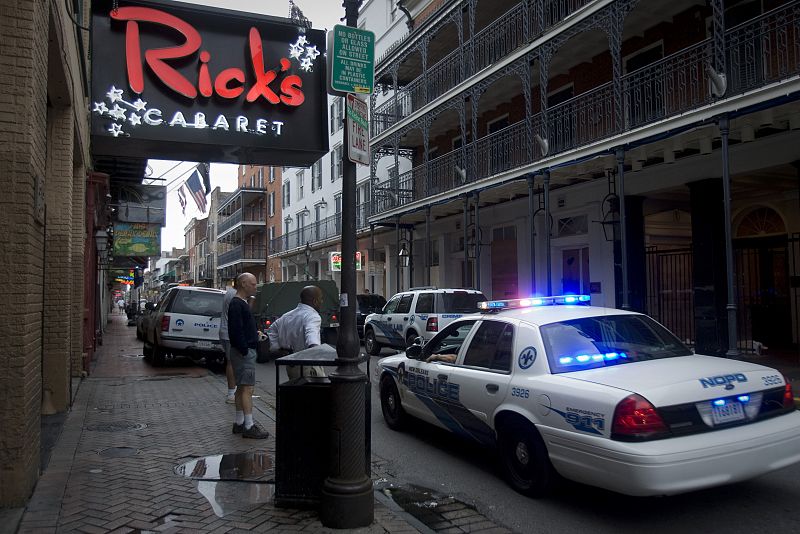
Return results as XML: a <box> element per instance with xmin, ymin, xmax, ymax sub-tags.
<box><xmin>233</xmin><ymin>345</ymin><xmax>800</xmax><ymax>534</ymax></box>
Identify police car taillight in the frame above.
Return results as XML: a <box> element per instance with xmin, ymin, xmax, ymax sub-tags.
<box><xmin>161</xmin><ymin>315</ymin><xmax>170</xmax><ymax>332</ymax></box>
<box><xmin>784</xmin><ymin>379</ymin><xmax>795</xmax><ymax>410</ymax></box>
<box><xmin>426</xmin><ymin>317</ymin><xmax>438</xmax><ymax>332</ymax></box>
<box><xmin>611</xmin><ymin>394</ymin><xmax>669</xmax><ymax>441</ymax></box>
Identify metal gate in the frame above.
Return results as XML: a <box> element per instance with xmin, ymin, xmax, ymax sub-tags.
<box><xmin>645</xmin><ymin>247</ymin><xmax>695</xmax><ymax>346</ymax></box>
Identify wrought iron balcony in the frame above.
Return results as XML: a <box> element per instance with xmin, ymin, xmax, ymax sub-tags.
<box><xmin>217</xmin><ymin>208</ymin><xmax>266</xmax><ymax>235</ymax></box>
<box><xmin>217</xmin><ymin>245</ymin><xmax>267</xmax><ymax>267</ymax></box>
<box><xmin>371</xmin><ymin>2</ymin><xmax>800</xmax><ymax>215</ymax></box>
<box><xmin>269</xmin><ymin>203</ymin><xmax>372</xmax><ymax>255</ymax></box>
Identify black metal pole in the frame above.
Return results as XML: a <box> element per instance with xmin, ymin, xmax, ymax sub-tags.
<box><xmin>474</xmin><ymin>190</ymin><xmax>480</xmax><ymax>291</ymax></box>
<box><xmin>321</xmin><ymin>0</ymin><xmax>373</xmax><ymax>527</ymax></box>
<box><xmin>543</xmin><ymin>170</ymin><xmax>551</xmax><ymax>295</ymax></box>
<box><xmin>719</xmin><ymin>116</ymin><xmax>739</xmax><ymax>357</ymax></box>
<box><xmin>370</xmin><ymin>223</ymin><xmax>375</xmax><ymax>294</ymax></box>
<box><xmin>617</xmin><ymin>148</ymin><xmax>630</xmax><ymax>310</ymax></box>
<box><xmin>425</xmin><ymin>206</ymin><xmax>431</xmax><ymax>286</ymax></box>
<box><xmin>395</xmin><ymin>216</ymin><xmax>400</xmax><ymax>293</ymax></box>
<box><xmin>527</xmin><ymin>173</ymin><xmax>536</xmax><ymax>295</ymax></box>
<box><xmin>463</xmin><ymin>194</ymin><xmax>469</xmax><ymax>287</ymax></box>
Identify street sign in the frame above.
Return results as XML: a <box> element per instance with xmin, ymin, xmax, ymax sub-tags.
<box><xmin>346</xmin><ymin>94</ymin><xmax>369</xmax><ymax>165</ymax></box>
<box><xmin>329</xmin><ymin>25</ymin><xmax>375</xmax><ymax>95</ymax></box>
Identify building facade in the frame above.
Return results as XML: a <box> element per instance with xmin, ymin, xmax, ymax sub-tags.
<box><xmin>363</xmin><ymin>0</ymin><xmax>800</xmax><ymax>356</ymax></box>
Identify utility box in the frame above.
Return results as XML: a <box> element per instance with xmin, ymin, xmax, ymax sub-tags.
<box><xmin>274</xmin><ymin>344</ymin><xmax>370</xmax><ymax>508</ymax></box>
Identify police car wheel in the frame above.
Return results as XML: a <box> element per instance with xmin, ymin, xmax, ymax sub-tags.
<box><xmin>152</xmin><ymin>344</ymin><xmax>166</xmax><ymax>367</ymax></box>
<box><xmin>365</xmin><ymin>329</ymin><xmax>382</xmax><ymax>356</ymax></box>
<box><xmin>380</xmin><ymin>375</ymin><xmax>407</xmax><ymax>430</ymax></box>
<box><xmin>499</xmin><ymin>421</ymin><xmax>554</xmax><ymax>497</ymax></box>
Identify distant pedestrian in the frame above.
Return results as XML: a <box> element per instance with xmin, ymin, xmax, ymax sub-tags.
<box><xmin>227</xmin><ymin>273</ymin><xmax>269</xmax><ymax>439</ymax></box>
<box><xmin>267</xmin><ymin>285</ymin><xmax>325</xmax><ymax>380</ymax></box>
<box><xmin>219</xmin><ymin>280</ymin><xmax>238</xmax><ymax>404</ymax></box>
<box><xmin>117</xmin><ymin>300</ymin><xmax>124</xmax><ymax>313</ymax></box>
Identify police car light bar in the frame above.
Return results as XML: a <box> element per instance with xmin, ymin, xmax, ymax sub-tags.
<box><xmin>478</xmin><ymin>295</ymin><xmax>590</xmax><ymax>310</ymax></box>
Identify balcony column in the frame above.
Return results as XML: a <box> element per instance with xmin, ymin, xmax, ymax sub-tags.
<box><xmin>470</xmin><ymin>88</ymin><xmax>481</xmax><ymax>179</ymax></box>
<box><xmin>425</xmin><ymin>207</ymin><xmax>431</xmax><ymax>287</ymax></box>
<box><xmin>527</xmin><ymin>173</ymin><xmax>536</xmax><ymax>295</ymax></box>
<box><xmin>391</xmin><ymin>66</ymin><xmax>399</xmax><ymax>123</ymax></box>
<box><xmin>423</xmin><ymin>119</ymin><xmax>430</xmax><ymax>196</ymax></box>
<box><xmin>521</xmin><ymin>55</ymin><xmax>533</xmax><ymax>163</ymax></box>
<box><xmin>720</xmin><ymin>116</ymin><xmax>739</xmax><ymax>357</ymax></box>
<box><xmin>396</xmin><ymin>216</ymin><xmax>401</xmax><ymax>293</ymax></box>
<box><xmin>543</xmin><ymin>169</ymin><xmax>551</xmax><ymax>296</ymax></box>
<box><xmin>421</xmin><ymin>38</ymin><xmax>429</xmax><ymax>104</ymax></box>
<box><xmin>459</xmin><ymin>94</ymin><xmax>468</xmax><ymax>183</ymax></box>
<box><xmin>463</xmin><ymin>194</ymin><xmax>470</xmax><ymax>287</ymax></box>
<box><xmin>616</xmin><ymin>148</ymin><xmax>630</xmax><ymax>309</ymax></box>
<box><xmin>608</xmin><ymin>6</ymin><xmax>623</xmax><ymax>133</ymax></box>
<box><xmin>468</xmin><ymin>0</ymin><xmax>476</xmax><ymax>76</ymax></box>
<box><xmin>474</xmin><ymin>191</ymin><xmax>481</xmax><ymax>291</ymax></box>
<box><xmin>539</xmin><ymin>45</ymin><xmax>553</xmax><ymax>146</ymax></box>
<box><xmin>710</xmin><ymin>0</ymin><xmax>726</xmax><ymax>77</ymax></box>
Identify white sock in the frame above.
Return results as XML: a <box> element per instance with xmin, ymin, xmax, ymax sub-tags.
<box><xmin>235</xmin><ymin>411</ymin><xmax>244</xmax><ymax>425</ymax></box>
<box><xmin>244</xmin><ymin>414</ymin><xmax>254</xmax><ymax>429</ymax></box>
<box><xmin>227</xmin><ymin>388</ymin><xmax>236</xmax><ymax>397</ymax></box>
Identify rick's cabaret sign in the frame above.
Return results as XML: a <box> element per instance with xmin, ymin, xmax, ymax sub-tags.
<box><xmin>91</xmin><ymin>0</ymin><xmax>328</xmax><ymax>166</ymax></box>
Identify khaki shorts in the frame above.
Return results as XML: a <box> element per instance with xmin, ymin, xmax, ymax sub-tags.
<box><xmin>230</xmin><ymin>347</ymin><xmax>257</xmax><ymax>386</ymax></box>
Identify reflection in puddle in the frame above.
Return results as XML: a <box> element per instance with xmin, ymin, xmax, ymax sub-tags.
<box><xmin>196</xmin><ymin>480</ymin><xmax>274</xmax><ymax>517</ymax></box>
<box><xmin>174</xmin><ymin>450</ymin><xmax>273</xmax><ymax>481</ymax></box>
<box><xmin>175</xmin><ymin>451</ymin><xmax>274</xmax><ymax>517</ymax></box>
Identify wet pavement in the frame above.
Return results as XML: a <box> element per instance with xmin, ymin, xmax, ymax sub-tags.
<box><xmin>13</xmin><ymin>312</ymin><xmax>508</xmax><ymax>533</ymax></box>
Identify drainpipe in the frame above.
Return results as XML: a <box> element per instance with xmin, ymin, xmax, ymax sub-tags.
<box><xmin>617</xmin><ymin>148</ymin><xmax>630</xmax><ymax>310</ymax></box>
<box><xmin>720</xmin><ymin>116</ymin><xmax>739</xmax><ymax>357</ymax></box>
<box><xmin>474</xmin><ymin>191</ymin><xmax>481</xmax><ymax>291</ymax></box>
<box><xmin>543</xmin><ymin>170</ymin><xmax>552</xmax><ymax>295</ymax></box>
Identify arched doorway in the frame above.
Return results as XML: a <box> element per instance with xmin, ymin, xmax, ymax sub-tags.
<box><xmin>734</xmin><ymin>206</ymin><xmax>792</xmax><ymax>351</ymax></box>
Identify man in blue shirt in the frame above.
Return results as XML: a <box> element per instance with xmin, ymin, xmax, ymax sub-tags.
<box><xmin>227</xmin><ymin>272</ymin><xmax>269</xmax><ymax>439</ymax></box>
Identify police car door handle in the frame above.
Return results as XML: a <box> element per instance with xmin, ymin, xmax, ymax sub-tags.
<box><xmin>485</xmin><ymin>384</ymin><xmax>499</xmax><ymax>393</ymax></box>
<box><xmin>403</xmin><ymin>317</ymin><xmax>408</xmax><ymax>321</ymax></box>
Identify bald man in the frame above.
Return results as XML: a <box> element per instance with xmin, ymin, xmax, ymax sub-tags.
<box><xmin>267</xmin><ymin>285</ymin><xmax>327</xmax><ymax>380</ymax></box>
<box><xmin>227</xmin><ymin>273</ymin><xmax>269</xmax><ymax>439</ymax></box>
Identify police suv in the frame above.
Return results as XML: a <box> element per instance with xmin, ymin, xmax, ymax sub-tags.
<box><xmin>363</xmin><ymin>287</ymin><xmax>486</xmax><ymax>355</ymax></box>
<box><xmin>376</xmin><ymin>296</ymin><xmax>800</xmax><ymax>497</ymax></box>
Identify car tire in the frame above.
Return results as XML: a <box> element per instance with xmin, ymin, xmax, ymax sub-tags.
<box><xmin>498</xmin><ymin>420</ymin><xmax>555</xmax><ymax>497</ymax></box>
<box><xmin>152</xmin><ymin>343</ymin><xmax>166</xmax><ymax>367</ymax></box>
<box><xmin>380</xmin><ymin>375</ymin><xmax>407</xmax><ymax>430</ymax></box>
<box><xmin>142</xmin><ymin>342</ymin><xmax>153</xmax><ymax>362</ymax></box>
<box><xmin>365</xmin><ymin>328</ymin><xmax>382</xmax><ymax>356</ymax></box>
<box><xmin>405</xmin><ymin>331</ymin><xmax>419</xmax><ymax>348</ymax></box>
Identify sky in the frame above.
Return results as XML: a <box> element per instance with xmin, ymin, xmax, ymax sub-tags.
<box><xmin>149</xmin><ymin>0</ymin><xmax>346</xmax><ymax>251</ymax></box>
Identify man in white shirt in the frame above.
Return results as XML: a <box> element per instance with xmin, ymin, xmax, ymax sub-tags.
<box><xmin>267</xmin><ymin>285</ymin><xmax>326</xmax><ymax>379</ymax></box>
<box><xmin>219</xmin><ymin>282</ymin><xmax>238</xmax><ymax>403</ymax></box>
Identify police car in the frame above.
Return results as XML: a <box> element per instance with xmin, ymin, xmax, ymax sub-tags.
<box><xmin>376</xmin><ymin>295</ymin><xmax>800</xmax><ymax>497</ymax></box>
<box><xmin>363</xmin><ymin>287</ymin><xmax>486</xmax><ymax>355</ymax></box>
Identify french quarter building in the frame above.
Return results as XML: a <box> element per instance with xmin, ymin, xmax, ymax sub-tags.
<box><xmin>359</xmin><ymin>0</ymin><xmax>800</xmax><ymax>357</ymax></box>
<box><xmin>0</xmin><ymin>0</ymin><xmax>96</xmax><ymax>505</ymax></box>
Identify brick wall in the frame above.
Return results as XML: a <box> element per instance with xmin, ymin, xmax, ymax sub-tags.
<box><xmin>72</xmin><ymin>162</ymin><xmax>86</xmax><ymax>376</ymax></box>
<box><xmin>0</xmin><ymin>0</ymin><xmax>49</xmax><ymax>507</ymax></box>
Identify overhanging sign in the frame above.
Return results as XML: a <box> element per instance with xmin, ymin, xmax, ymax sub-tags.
<box><xmin>328</xmin><ymin>25</ymin><xmax>375</xmax><ymax>94</ymax></box>
<box><xmin>91</xmin><ymin>0</ymin><xmax>329</xmax><ymax>166</ymax></box>
<box><xmin>346</xmin><ymin>94</ymin><xmax>369</xmax><ymax>165</ymax></box>
<box><xmin>113</xmin><ymin>222</ymin><xmax>161</xmax><ymax>257</ymax></box>
<box><xmin>330</xmin><ymin>251</ymin><xmax>363</xmax><ymax>272</ymax></box>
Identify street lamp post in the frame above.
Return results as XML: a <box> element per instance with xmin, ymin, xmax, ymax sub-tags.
<box><xmin>319</xmin><ymin>0</ymin><xmax>373</xmax><ymax>528</ymax></box>
<box><xmin>304</xmin><ymin>242</ymin><xmax>311</xmax><ymax>281</ymax></box>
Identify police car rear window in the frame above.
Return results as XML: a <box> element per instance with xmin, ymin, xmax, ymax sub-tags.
<box><xmin>170</xmin><ymin>291</ymin><xmax>224</xmax><ymax>317</ymax></box>
<box><xmin>439</xmin><ymin>292</ymin><xmax>487</xmax><ymax>313</ymax></box>
<box><xmin>540</xmin><ymin>315</ymin><xmax>692</xmax><ymax>374</ymax></box>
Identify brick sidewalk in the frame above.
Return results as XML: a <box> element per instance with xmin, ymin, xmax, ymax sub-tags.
<box><xmin>16</xmin><ymin>314</ymin><xmax>422</xmax><ymax>533</ymax></box>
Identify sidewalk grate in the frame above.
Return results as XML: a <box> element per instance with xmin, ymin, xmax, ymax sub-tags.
<box><xmin>86</xmin><ymin>421</ymin><xmax>147</xmax><ymax>432</ymax></box>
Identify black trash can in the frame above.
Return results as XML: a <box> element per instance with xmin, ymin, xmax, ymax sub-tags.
<box><xmin>274</xmin><ymin>345</ymin><xmax>370</xmax><ymax>509</ymax></box>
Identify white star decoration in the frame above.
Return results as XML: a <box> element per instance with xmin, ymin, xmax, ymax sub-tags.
<box><xmin>128</xmin><ymin>113</ymin><xmax>142</xmax><ymax>126</ymax></box>
<box><xmin>131</xmin><ymin>98</ymin><xmax>147</xmax><ymax>112</ymax></box>
<box><xmin>108</xmin><ymin>123</ymin><xmax>123</xmax><ymax>137</ymax></box>
<box><xmin>305</xmin><ymin>45</ymin><xmax>320</xmax><ymax>60</ymax></box>
<box><xmin>93</xmin><ymin>101</ymin><xmax>108</xmax><ymax>114</ymax></box>
<box><xmin>106</xmin><ymin>86</ymin><xmax>124</xmax><ymax>103</ymax></box>
<box><xmin>289</xmin><ymin>42</ymin><xmax>304</xmax><ymax>60</ymax></box>
<box><xmin>296</xmin><ymin>35</ymin><xmax>308</xmax><ymax>46</ymax></box>
<box><xmin>300</xmin><ymin>56</ymin><xmax>313</xmax><ymax>72</ymax></box>
<box><xmin>109</xmin><ymin>104</ymin><xmax>126</xmax><ymax>121</ymax></box>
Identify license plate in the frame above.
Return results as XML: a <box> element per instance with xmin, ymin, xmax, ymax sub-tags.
<box><xmin>711</xmin><ymin>401</ymin><xmax>745</xmax><ymax>425</ymax></box>
<box><xmin>329</xmin><ymin>322</ymin><xmax>339</xmax><ymax>327</ymax></box>
<box><xmin>195</xmin><ymin>340</ymin><xmax>213</xmax><ymax>349</ymax></box>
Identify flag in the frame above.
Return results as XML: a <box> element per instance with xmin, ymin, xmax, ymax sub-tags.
<box><xmin>177</xmin><ymin>185</ymin><xmax>187</xmax><ymax>215</ymax></box>
<box><xmin>197</xmin><ymin>162</ymin><xmax>211</xmax><ymax>196</ymax></box>
<box><xmin>186</xmin><ymin>170</ymin><xmax>207</xmax><ymax>213</ymax></box>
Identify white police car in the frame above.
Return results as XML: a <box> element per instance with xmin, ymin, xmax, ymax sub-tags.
<box><xmin>376</xmin><ymin>296</ymin><xmax>800</xmax><ymax>497</ymax></box>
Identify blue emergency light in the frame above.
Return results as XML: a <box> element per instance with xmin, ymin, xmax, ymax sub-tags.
<box><xmin>478</xmin><ymin>294</ymin><xmax>590</xmax><ymax>311</ymax></box>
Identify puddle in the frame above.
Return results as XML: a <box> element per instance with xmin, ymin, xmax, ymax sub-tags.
<box><xmin>379</xmin><ymin>483</ymin><xmax>475</xmax><ymax>529</ymax></box>
<box><xmin>174</xmin><ymin>451</ymin><xmax>274</xmax><ymax>517</ymax></box>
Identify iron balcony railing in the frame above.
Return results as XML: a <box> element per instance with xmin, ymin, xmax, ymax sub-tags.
<box><xmin>217</xmin><ymin>208</ymin><xmax>266</xmax><ymax>234</ymax></box>
<box><xmin>217</xmin><ymin>245</ymin><xmax>267</xmax><ymax>266</ymax></box>
<box><xmin>371</xmin><ymin>3</ymin><xmax>800</xmax><ymax>214</ymax></box>
<box><xmin>473</xmin><ymin>2</ymin><xmax>527</xmax><ymax>74</ymax></box>
<box><xmin>269</xmin><ymin>203</ymin><xmax>371</xmax><ymax>255</ymax></box>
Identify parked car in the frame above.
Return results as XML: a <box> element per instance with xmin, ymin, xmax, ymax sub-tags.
<box><xmin>377</xmin><ymin>295</ymin><xmax>800</xmax><ymax>497</ymax></box>
<box><xmin>142</xmin><ymin>286</ymin><xmax>225</xmax><ymax>370</ymax></box>
<box><xmin>135</xmin><ymin>302</ymin><xmax>157</xmax><ymax>340</ymax></box>
<box><xmin>252</xmin><ymin>280</ymin><xmax>340</xmax><ymax>345</ymax></box>
<box><xmin>356</xmin><ymin>294</ymin><xmax>386</xmax><ymax>339</ymax></box>
<box><xmin>364</xmin><ymin>287</ymin><xmax>487</xmax><ymax>355</ymax></box>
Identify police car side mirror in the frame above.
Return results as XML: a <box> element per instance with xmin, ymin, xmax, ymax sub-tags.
<box><xmin>406</xmin><ymin>344</ymin><xmax>422</xmax><ymax>359</ymax></box>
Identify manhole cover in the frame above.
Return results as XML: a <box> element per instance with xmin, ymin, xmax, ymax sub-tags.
<box><xmin>86</xmin><ymin>422</ymin><xmax>147</xmax><ymax>432</ymax></box>
<box><xmin>99</xmin><ymin>447</ymin><xmax>139</xmax><ymax>458</ymax></box>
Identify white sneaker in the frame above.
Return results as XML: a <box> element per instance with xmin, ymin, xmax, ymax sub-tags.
<box><xmin>225</xmin><ymin>393</ymin><xmax>236</xmax><ymax>404</ymax></box>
